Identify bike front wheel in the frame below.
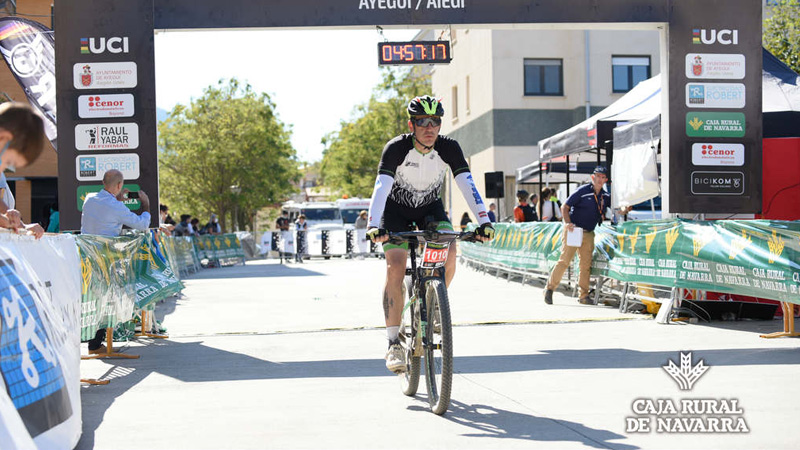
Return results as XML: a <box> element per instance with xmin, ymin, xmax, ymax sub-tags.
<box><xmin>423</xmin><ymin>279</ymin><xmax>453</xmax><ymax>415</ymax></box>
<box><xmin>400</xmin><ymin>276</ymin><xmax>420</xmax><ymax>396</ymax></box>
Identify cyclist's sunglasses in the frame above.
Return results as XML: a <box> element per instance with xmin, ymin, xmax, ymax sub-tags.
<box><xmin>412</xmin><ymin>116</ymin><xmax>442</xmax><ymax>127</ymax></box>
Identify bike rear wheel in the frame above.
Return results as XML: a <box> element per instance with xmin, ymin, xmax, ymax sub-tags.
<box><xmin>400</xmin><ymin>276</ymin><xmax>420</xmax><ymax>396</ymax></box>
<box><xmin>423</xmin><ymin>279</ymin><xmax>452</xmax><ymax>415</ymax></box>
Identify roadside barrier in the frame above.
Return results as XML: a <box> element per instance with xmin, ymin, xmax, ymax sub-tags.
<box><xmin>461</xmin><ymin>219</ymin><xmax>799</xmax><ymax>334</ymax></box>
<box><xmin>260</xmin><ymin>229</ymin><xmax>384</xmax><ymax>261</ymax></box>
<box><xmin>0</xmin><ymin>229</ymin><xmax>246</xmax><ymax>449</ymax></box>
<box><xmin>194</xmin><ymin>233</ymin><xmax>246</xmax><ymax>267</ymax></box>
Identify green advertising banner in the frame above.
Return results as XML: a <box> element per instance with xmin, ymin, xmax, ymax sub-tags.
<box><xmin>462</xmin><ymin>220</ymin><xmax>800</xmax><ymax>306</ymax></box>
<box><xmin>77</xmin><ymin>231</ymin><xmax>184</xmax><ymax>341</ymax></box>
<box><xmin>194</xmin><ymin>233</ymin><xmax>245</xmax><ymax>264</ymax></box>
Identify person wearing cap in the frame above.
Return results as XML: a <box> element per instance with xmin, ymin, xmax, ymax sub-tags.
<box><xmin>513</xmin><ymin>189</ymin><xmax>538</xmax><ymax>222</ymax></box>
<box><xmin>543</xmin><ymin>166</ymin><xmax>629</xmax><ymax>305</ymax></box>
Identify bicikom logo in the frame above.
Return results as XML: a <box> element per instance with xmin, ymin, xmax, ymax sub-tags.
<box><xmin>692</xmin><ymin>29</ymin><xmax>738</xmax><ymax>45</ymax></box>
<box><xmin>80</xmin><ymin>37</ymin><xmax>129</xmax><ymax>54</ymax></box>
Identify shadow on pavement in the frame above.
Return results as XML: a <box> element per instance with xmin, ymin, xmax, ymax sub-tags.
<box><xmin>410</xmin><ymin>399</ymin><xmax>638</xmax><ymax>449</ymax></box>
<box><xmin>184</xmin><ymin>263</ymin><xmax>324</xmax><ymax>280</ymax></box>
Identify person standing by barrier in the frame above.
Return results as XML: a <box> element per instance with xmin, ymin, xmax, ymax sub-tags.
<box><xmin>513</xmin><ymin>190</ymin><xmax>538</xmax><ymax>222</ymax></box>
<box><xmin>81</xmin><ymin>169</ymin><xmax>151</xmax><ymax>353</ymax></box>
<box><xmin>460</xmin><ymin>212</ymin><xmax>472</xmax><ymax>231</ymax></box>
<box><xmin>203</xmin><ymin>214</ymin><xmax>221</xmax><ymax>235</ymax></box>
<box><xmin>354</xmin><ymin>210</ymin><xmax>369</xmax><ymax>256</ymax></box>
<box><xmin>487</xmin><ymin>202</ymin><xmax>497</xmax><ymax>222</ymax></box>
<box><xmin>539</xmin><ymin>187</ymin><xmax>562</xmax><ymax>222</ymax></box>
<box><xmin>295</xmin><ymin>214</ymin><xmax>308</xmax><ymax>263</ymax></box>
<box><xmin>543</xmin><ymin>166</ymin><xmax>628</xmax><ymax>305</ymax></box>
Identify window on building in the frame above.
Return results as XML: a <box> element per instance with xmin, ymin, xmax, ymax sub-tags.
<box><xmin>612</xmin><ymin>56</ymin><xmax>651</xmax><ymax>93</ymax></box>
<box><xmin>465</xmin><ymin>76</ymin><xmax>471</xmax><ymax>115</ymax></box>
<box><xmin>524</xmin><ymin>59</ymin><xmax>563</xmax><ymax>96</ymax></box>
<box><xmin>451</xmin><ymin>85</ymin><xmax>458</xmax><ymax>120</ymax></box>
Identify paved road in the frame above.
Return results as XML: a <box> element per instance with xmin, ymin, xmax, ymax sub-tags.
<box><xmin>78</xmin><ymin>256</ymin><xmax>800</xmax><ymax>449</ymax></box>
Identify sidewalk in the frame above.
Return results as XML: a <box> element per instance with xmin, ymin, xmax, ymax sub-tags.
<box><xmin>77</xmin><ymin>258</ymin><xmax>800</xmax><ymax>450</ymax></box>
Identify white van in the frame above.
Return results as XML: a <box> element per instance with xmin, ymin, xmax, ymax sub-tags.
<box><xmin>281</xmin><ymin>201</ymin><xmax>344</xmax><ymax>230</ymax></box>
<box><xmin>336</xmin><ymin>197</ymin><xmax>371</xmax><ymax>229</ymax></box>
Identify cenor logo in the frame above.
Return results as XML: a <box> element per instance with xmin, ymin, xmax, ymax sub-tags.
<box><xmin>692</xmin><ymin>29</ymin><xmax>738</xmax><ymax>45</ymax></box>
<box><xmin>80</xmin><ymin>36</ymin><xmax>129</xmax><ymax>54</ymax></box>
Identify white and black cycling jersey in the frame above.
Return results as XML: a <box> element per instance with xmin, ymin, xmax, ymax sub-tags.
<box><xmin>367</xmin><ymin>133</ymin><xmax>490</xmax><ymax>228</ymax></box>
<box><xmin>378</xmin><ymin>133</ymin><xmax>469</xmax><ymax>208</ymax></box>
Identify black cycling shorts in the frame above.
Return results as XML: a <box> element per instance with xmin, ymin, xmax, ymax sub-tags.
<box><xmin>381</xmin><ymin>198</ymin><xmax>452</xmax><ymax>233</ymax></box>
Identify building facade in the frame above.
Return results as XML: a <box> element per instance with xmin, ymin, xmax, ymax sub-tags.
<box><xmin>432</xmin><ymin>27</ymin><xmax>661</xmax><ymax>221</ymax></box>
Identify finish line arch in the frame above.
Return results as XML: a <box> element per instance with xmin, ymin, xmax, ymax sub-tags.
<box><xmin>54</xmin><ymin>0</ymin><xmax>762</xmax><ymax>229</ymax></box>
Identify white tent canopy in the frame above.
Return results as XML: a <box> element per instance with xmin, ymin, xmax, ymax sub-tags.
<box><xmin>538</xmin><ymin>74</ymin><xmax>662</xmax><ymax>161</ymax></box>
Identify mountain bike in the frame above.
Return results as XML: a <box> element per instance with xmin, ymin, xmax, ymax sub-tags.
<box><xmin>390</xmin><ymin>228</ymin><xmax>477</xmax><ymax>415</ymax></box>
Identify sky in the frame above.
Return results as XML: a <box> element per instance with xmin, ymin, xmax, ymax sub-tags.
<box><xmin>154</xmin><ymin>28</ymin><xmax>419</xmax><ymax>163</ymax></box>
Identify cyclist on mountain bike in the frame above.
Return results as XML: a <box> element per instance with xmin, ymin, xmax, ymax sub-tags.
<box><xmin>366</xmin><ymin>95</ymin><xmax>495</xmax><ymax>374</ymax></box>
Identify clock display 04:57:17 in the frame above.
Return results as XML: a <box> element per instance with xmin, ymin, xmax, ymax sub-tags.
<box><xmin>377</xmin><ymin>41</ymin><xmax>451</xmax><ymax>65</ymax></box>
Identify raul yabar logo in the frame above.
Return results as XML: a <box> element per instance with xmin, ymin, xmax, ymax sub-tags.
<box><xmin>662</xmin><ymin>352</ymin><xmax>709</xmax><ymax>390</ymax></box>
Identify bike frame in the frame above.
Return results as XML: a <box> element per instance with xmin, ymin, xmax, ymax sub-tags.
<box><xmin>397</xmin><ymin>230</ymin><xmax>468</xmax><ymax>355</ymax></box>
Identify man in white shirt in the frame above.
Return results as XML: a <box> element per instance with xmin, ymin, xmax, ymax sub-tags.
<box><xmin>80</xmin><ymin>169</ymin><xmax>151</xmax><ymax>354</ymax></box>
<box><xmin>81</xmin><ymin>169</ymin><xmax>151</xmax><ymax>237</ymax></box>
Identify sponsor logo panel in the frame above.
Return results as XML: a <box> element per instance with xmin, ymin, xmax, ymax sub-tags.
<box><xmin>78</xmin><ymin>94</ymin><xmax>134</xmax><ymax>118</ymax></box>
<box><xmin>75</xmin><ymin>153</ymin><xmax>140</xmax><ymax>181</ymax></box>
<box><xmin>691</xmin><ymin>143</ymin><xmax>744</xmax><ymax>166</ymax></box>
<box><xmin>691</xmin><ymin>171</ymin><xmax>745</xmax><ymax>195</ymax></box>
<box><xmin>685</xmin><ymin>54</ymin><xmax>745</xmax><ymax>79</ymax></box>
<box><xmin>73</xmin><ymin>62</ymin><xmax>137</xmax><ymax>89</ymax></box>
<box><xmin>686</xmin><ymin>112</ymin><xmax>746</xmax><ymax>137</ymax></box>
<box><xmin>77</xmin><ymin>184</ymin><xmax>141</xmax><ymax>211</ymax></box>
<box><xmin>686</xmin><ymin>83</ymin><xmax>745</xmax><ymax>108</ymax></box>
<box><xmin>75</xmin><ymin>123</ymin><xmax>139</xmax><ymax>150</ymax></box>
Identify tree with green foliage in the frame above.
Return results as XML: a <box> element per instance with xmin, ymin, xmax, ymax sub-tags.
<box><xmin>158</xmin><ymin>79</ymin><xmax>299</xmax><ymax>232</ymax></box>
<box><xmin>764</xmin><ymin>0</ymin><xmax>800</xmax><ymax>74</ymax></box>
<box><xmin>321</xmin><ymin>67</ymin><xmax>431</xmax><ymax>198</ymax></box>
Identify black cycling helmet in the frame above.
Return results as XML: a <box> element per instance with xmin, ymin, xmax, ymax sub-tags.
<box><xmin>407</xmin><ymin>95</ymin><xmax>444</xmax><ymax>117</ymax></box>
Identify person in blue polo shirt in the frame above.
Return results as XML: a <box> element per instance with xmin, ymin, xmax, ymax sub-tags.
<box><xmin>543</xmin><ymin>166</ymin><xmax>629</xmax><ymax>305</ymax></box>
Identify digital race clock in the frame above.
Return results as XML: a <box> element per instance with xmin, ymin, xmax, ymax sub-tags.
<box><xmin>377</xmin><ymin>41</ymin><xmax>452</xmax><ymax>65</ymax></box>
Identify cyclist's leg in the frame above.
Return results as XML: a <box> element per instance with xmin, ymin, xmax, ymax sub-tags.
<box><xmin>383</xmin><ymin>247</ymin><xmax>408</xmax><ymax>327</ymax></box>
<box><xmin>381</xmin><ymin>199</ymin><xmax>412</xmax><ymax>333</ymax></box>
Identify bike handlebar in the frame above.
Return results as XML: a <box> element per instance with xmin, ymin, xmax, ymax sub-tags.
<box><xmin>387</xmin><ymin>229</ymin><xmax>478</xmax><ymax>245</ymax></box>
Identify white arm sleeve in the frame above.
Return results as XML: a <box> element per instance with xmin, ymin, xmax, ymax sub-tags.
<box><xmin>367</xmin><ymin>174</ymin><xmax>394</xmax><ymax>228</ymax></box>
<box><xmin>453</xmin><ymin>172</ymin><xmax>490</xmax><ymax>225</ymax></box>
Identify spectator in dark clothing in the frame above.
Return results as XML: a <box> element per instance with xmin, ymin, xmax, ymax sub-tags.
<box><xmin>460</xmin><ymin>212</ymin><xmax>472</xmax><ymax>231</ymax></box>
<box><xmin>276</xmin><ymin>211</ymin><xmax>290</xmax><ymax>231</ymax></box>
<box><xmin>487</xmin><ymin>203</ymin><xmax>497</xmax><ymax>222</ymax></box>
<box><xmin>513</xmin><ymin>190</ymin><xmax>538</xmax><ymax>222</ymax></box>
<box><xmin>173</xmin><ymin>214</ymin><xmax>191</xmax><ymax>236</ymax></box>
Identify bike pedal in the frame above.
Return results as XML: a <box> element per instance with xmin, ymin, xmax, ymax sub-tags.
<box><xmin>431</xmin><ymin>343</ymin><xmax>442</xmax><ymax>350</ymax></box>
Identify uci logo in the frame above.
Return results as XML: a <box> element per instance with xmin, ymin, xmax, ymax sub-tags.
<box><xmin>692</xmin><ymin>29</ymin><xmax>738</xmax><ymax>45</ymax></box>
<box><xmin>80</xmin><ymin>37</ymin><xmax>129</xmax><ymax>54</ymax></box>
